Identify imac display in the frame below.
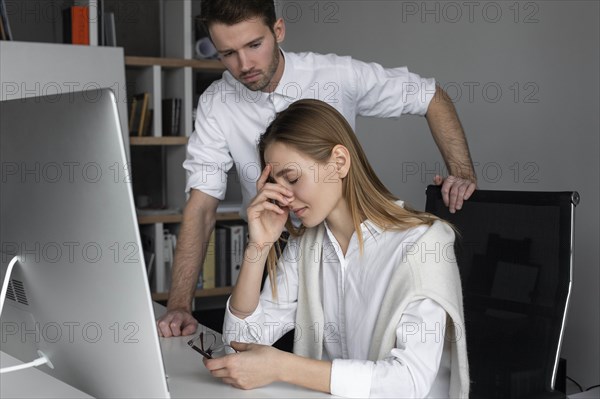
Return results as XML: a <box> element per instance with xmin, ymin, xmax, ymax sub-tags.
<box><xmin>0</xmin><ymin>89</ymin><xmax>170</xmax><ymax>398</ymax></box>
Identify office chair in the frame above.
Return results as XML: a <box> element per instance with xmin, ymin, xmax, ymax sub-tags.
<box><xmin>425</xmin><ymin>185</ymin><xmax>579</xmax><ymax>399</ymax></box>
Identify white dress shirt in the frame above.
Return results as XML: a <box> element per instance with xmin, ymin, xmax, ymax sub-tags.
<box><xmin>223</xmin><ymin>221</ymin><xmax>451</xmax><ymax>398</ymax></box>
<box><xmin>184</xmin><ymin>51</ymin><xmax>436</xmax><ymax>219</ymax></box>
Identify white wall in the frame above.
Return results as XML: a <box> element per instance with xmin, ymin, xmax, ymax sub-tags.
<box><xmin>279</xmin><ymin>0</ymin><xmax>599</xmax><ymax>389</ymax></box>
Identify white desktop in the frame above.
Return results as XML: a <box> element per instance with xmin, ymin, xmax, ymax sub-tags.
<box><xmin>1</xmin><ymin>302</ymin><xmax>330</xmax><ymax>398</ymax></box>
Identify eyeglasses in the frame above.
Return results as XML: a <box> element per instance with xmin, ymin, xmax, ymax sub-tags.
<box><xmin>187</xmin><ymin>331</ymin><xmax>236</xmax><ymax>359</ymax></box>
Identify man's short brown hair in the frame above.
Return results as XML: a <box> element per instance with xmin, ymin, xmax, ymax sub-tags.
<box><xmin>199</xmin><ymin>0</ymin><xmax>277</xmax><ymax>33</ymax></box>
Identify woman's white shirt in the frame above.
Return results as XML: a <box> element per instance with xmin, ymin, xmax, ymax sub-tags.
<box><xmin>223</xmin><ymin>221</ymin><xmax>450</xmax><ymax>398</ymax></box>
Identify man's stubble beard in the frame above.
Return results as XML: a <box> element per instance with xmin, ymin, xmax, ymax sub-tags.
<box><xmin>241</xmin><ymin>43</ymin><xmax>281</xmax><ymax>92</ymax></box>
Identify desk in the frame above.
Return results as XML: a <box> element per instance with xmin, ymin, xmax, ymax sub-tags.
<box><xmin>154</xmin><ymin>302</ymin><xmax>331</xmax><ymax>398</ymax></box>
<box><xmin>160</xmin><ymin>333</ymin><xmax>331</xmax><ymax>398</ymax></box>
<box><xmin>0</xmin><ymin>351</ymin><xmax>92</xmax><ymax>398</ymax></box>
<box><xmin>1</xmin><ymin>303</ymin><xmax>332</xmax><ymax>398</ymax></box>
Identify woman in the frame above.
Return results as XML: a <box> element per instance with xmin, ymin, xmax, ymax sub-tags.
<box><xmin>203</xmin><ymin>99</ymin><xmax>469</xmax><ymax>398</ymax></box>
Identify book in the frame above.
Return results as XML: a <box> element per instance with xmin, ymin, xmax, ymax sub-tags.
<box><xmin>96</xmin><ymin>0</ymin><xmax>106</xmax><ymax>46</ymax></box>
<box><xmin>0</xmin><ymin>0</ymin><xmax>13</xmax><ymax>41</ymax></box>
<box><xmin>97</xmin><ymin>0</ymin><xmax>104</xmax><ymax>46</ymax></box>
<box><xmin>129</xmin><ymin>93</ymin><xmax>149</xmax><ymax>136</ymax></box>
<box><xmin>72</xmin><ymin>6</ymin><xmax>89</xmax><ymax>45</ymax></box>
<box><xmin>141</xmin><ymin>109</ymin><xmax>153</xmax><ymax>136</ymax></box>
<box><xmin>128</xmin><ymin>96</ymin><xmax>138</xmax><ymax>135</ymax></box>
<box><xmin>136</xmin><ymin>93</ymin><xmax>149</xmax><ymax>137</ymax></box>
<box><xmin>104</xmin><ymin>11</ymin><xmax>116</xmax><ymax>46</ymax></box>
<box><xmin>63</xmin><ymin>6</ymin><xmax>90</xmax><ymax>45</ymax></box>
<box><xmin>62</xmin><ymin>7</ymin><xmax>71</xmax><ymax>43</ymax></box>
<box><xmin>0</xmin><ymin>10</ymin><xmax>5</xmax><ymax>41</ymax></box>
<box><xmin>162</xmin><ymin>98</ymin><xmax>182</xmax><ymax>136</ymax></box>
<box><xmin>200</xmin><ymin>230</ymin><xmax>216</xmax><ymax>289</ymax></box>
<box><xmin>173</xmin><ymin>98</ymin><xmax>181</xmax><ymax>135</ymax></box>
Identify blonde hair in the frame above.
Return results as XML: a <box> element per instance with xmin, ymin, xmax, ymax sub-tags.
<box><xmin>258</xmin><ymin>99</ymin><xmax>439</xmax><ymax>295</ymax></box>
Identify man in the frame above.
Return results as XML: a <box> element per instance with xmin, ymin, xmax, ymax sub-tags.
<box><xmin>157</xmin><ymin>0</ymin><xmax>476</xmax><ymax>337</ymax></box>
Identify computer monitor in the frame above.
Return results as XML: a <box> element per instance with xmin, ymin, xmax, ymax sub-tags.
<box><xmin>0</xmin><ymin>89</ymin><xmax>170</xmax><ymax>398</ymax></box>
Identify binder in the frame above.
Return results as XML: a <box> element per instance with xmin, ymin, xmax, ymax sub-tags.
<box><xmin>159</xmin><ymin>229</ymin><xmax>176</xmax><ymax>293</ymax></box>
<box><xmin>162</xmin><ymin>98</ymin><xmax>182</xmax><ymax>136</ymax></box>
<box><xmin>216</xmin><ymin>221</ymin><xmax>247</xmax><ymax>286</ymax></box>
<box><xmin>104</xmin><ymin>11</ymin><xmax>116</xmax><ymax>46</ymax></box>
<box><xmin>215</xmin><ymin>227</ymin><xmax>228</xmax><ymax>287</ymax></box>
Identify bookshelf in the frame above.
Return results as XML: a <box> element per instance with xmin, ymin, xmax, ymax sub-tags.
<box><xmin>125</xmin><ymin>1</ymin><xmax>244</xmax><ymax>302</ymax></box>
<box><xmin>151</xmin><ymin>287</ymin><xmax>233</xmax><ymax>302</ymax></box>
<box><xmin>1</xmin><ymin>0</ymin><xmax>101</xmax><ymax>45</ymax></box>
<box><xmin>136</xmin><ymin>211</ymin><xmax>243</xmax><ymax>226</ymax></box>
<box><xmin>130</xmin><ymin>136</ymin><xmax>189</xmax><ymax>146</ymax></box>
<box><xmin>125</xmin><ymin>56</ymin><xmax>224</xmax><ymax>71</ymax></box>
<box><xmin>2</xmin><ymin>0</ymin><xmax>240</xmax><ymax>302</ymax></box>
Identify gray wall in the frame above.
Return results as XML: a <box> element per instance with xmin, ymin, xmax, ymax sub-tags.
<box><xmin>279</xmin><ymin>0</ymin><xmax>599</xmax><ymax>389</ymax></box>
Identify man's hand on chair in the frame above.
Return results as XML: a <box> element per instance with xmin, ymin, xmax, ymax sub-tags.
<box><xmin>434</xmin><ymin>175</ymin><xmax>477</xmax><ymax>213</ymax></box>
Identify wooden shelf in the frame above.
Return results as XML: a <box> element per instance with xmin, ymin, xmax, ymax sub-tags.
<box><xmin>137</xmin><ymin>211</ymin><xmax>242</xmax><ymax>225</ymax></box>
<box><xmin>215</xmin><ymin>211</ymin><xmax>244</xmax><ymax>221</ymax></box>
<box><xmin>125</xmin><ymin>56</ymin><xmax>225</xmax><ymax>72</ymax></box>
<box><xmin>138</xmin><ymin>213</ymin><xmax>183</xmax><ymax>224</ymax></box>
<box><xmin>130</xmin><ymin>136</ymin><xmax>189</xmax><ymax>146</ymax></box>
<box><xmin>151</xmin><ymin>286</ymin><xmax>233</xmax><ymax>301</ymax></box>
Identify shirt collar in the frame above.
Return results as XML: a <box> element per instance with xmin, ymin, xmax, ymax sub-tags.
<box><xmin>271</xmin><ymin>49</ymin><xmax>297</xmax><ymax>100</ymax></box>
<box><xmin>323</xmin><ymin>218</ymin><xmax>384</xmax><ymax>245</ymax></box>
<box><xmin>321</xmin><ymin>200</ymin><xmax>407</xmax><ymax>242</ymax></box>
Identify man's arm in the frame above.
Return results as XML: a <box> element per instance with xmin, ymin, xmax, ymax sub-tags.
<box><xmin>156</xmin><ymin>189</ymin><xmax>219</xmax><ymax>337</ymax></box>
<box><xmin>425</xmin><ymin>85</ymin><xmax>477</xmax><ymax>213</ymax></box>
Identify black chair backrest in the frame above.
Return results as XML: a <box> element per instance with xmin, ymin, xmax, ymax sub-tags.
<box><xmin>425</xmin><ymin>185</ymin><xmax>579</xmax><ymax>399</ymax></box>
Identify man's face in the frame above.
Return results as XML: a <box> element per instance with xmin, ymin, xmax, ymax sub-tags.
<box><xmin>209</xmin><ymin>17</ymin><xmax>285</xmax><ymax>92</ymax></box>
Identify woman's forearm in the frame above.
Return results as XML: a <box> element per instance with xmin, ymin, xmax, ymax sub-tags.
<box><xmin>277</xmin><ymin>351</ymin><xmax>332</xmax><ymax>394</ymax></box>
<box><xmin>229</xmin><ymin>244</ymin><xmax>272</xmax><ymax>318</ymax></box>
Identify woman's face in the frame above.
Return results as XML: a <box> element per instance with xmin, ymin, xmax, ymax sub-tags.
<box><xmin>263</xmin><ymin>142</ymin><xmax>346</xmax><ymax>228</ymax></box>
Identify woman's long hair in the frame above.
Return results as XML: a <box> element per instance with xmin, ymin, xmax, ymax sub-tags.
<box><xmin>257</xmin><ymin>99</ymin><xmax>439</xmax><ymax>295</ymax></box>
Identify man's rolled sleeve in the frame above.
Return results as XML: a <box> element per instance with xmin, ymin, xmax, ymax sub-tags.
<box><xmin>183</xmin><ymin>98</ymin><xmax>232</xmax><ymax>199</ymax></box>
<box><xmin>351</xmin><ymin>58</ymin><xmax>437</xmax><ymax>118</ymax></box>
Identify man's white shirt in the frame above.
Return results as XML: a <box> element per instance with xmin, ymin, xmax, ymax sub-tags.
<box><xmin>184</xmin><ymin>50</ymin><xmax>436</xmax><ymax>219</ymax></box>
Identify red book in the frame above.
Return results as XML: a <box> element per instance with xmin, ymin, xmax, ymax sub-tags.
<box><xmin>71</xmin><ymin>6</ymin><xmax>89</xmax><ymax>45</ymax></box>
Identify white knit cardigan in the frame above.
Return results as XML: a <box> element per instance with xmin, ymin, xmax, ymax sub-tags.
<box><xmin>292</xmin><ymin>220</ymin><xmax>470</xmax><ymax>398</ymax></box>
